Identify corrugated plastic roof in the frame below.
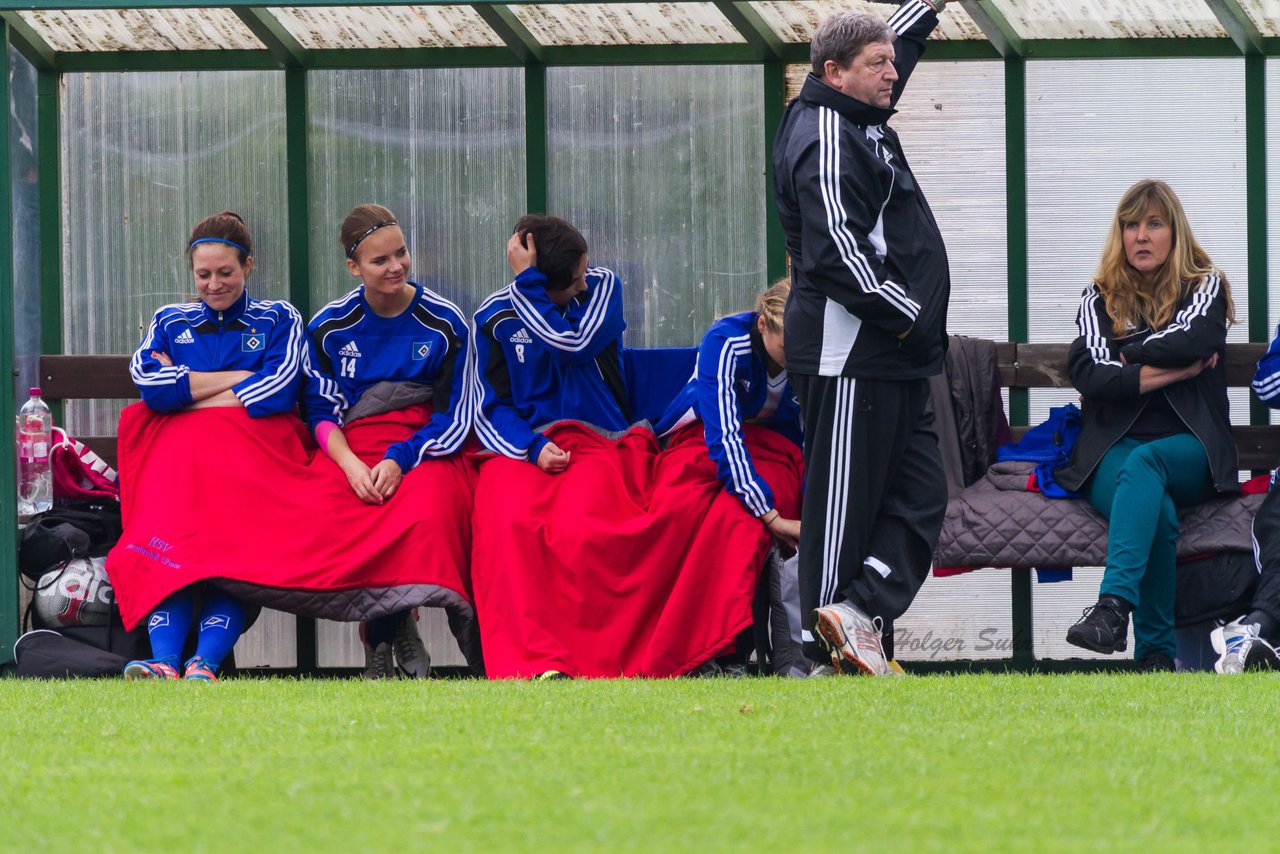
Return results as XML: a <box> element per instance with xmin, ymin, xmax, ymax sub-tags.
<box><xmin>5</xmin><ymin>1</ymin><xmax>1276</xmax><ymax>55</ymax></box>
<box><xmin>1242</xmin><ymin>0</ymin><xmax>1280</xmax><ymax>38</ymax></box>
<box><xmin>20</xmin><ymin>8</ymin><xmax>263</xmax><ymax>51</ymax></box>
<box><xmin>997</xmin><ymin>0</ymin><xmax>1227</xmax><ymax>40</ymax></box>
<box><xmin>268</xmin><ymin>6</ymin><xmax>504</xmax><ymax>50</ymax></box>
<box><xmin>511</xmin><ymin>3</ymin><xmax>743</xmax><ymax>47</ymax></box>
<box><xmin>754</xmin><ymin>1</ymin><xmax>986</xmax><ymax>43</ymax></box>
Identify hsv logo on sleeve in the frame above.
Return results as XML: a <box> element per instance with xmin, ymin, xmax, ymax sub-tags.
<box><xmin>413</xmin><ymin>341</ymin><xmax>432</xmax><ymax>361</ymax></box>
<box><xmin>242</xmin><ymin>332</ymin><xmax>266</xmax><ymax>352</ymax></box>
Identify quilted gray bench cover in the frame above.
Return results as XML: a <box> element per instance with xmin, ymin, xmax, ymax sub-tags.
<box><xmin>934</xmin><ymin>461</ymin><xmax>1262</xmax><ymax>570</ymax></box>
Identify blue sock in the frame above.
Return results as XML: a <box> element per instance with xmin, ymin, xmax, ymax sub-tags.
<box><xmin>193</xmin><ymin>591</ymin><xmax>246</xmax><ymax>670</ymax></box>
<box><xmin>146</xmin><ymin>590</ymin><xmax>194</xmax><ymax>667</ymax></box>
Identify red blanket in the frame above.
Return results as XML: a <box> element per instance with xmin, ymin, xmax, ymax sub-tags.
<box><xmin>471</xmin><ymin>421</ymin><xmax>802</xmax><ymax>678</ymax></box>
<box><xmin>107</xmin><ymin>403</ymin><xmax>475</xmax><ymax>634</ymax></box>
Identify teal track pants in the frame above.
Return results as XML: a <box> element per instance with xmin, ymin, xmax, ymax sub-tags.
<box><xmin>1085</xmin><ymin>433</ymin><xmax>1215</xmax><ymax>660</ymax></box>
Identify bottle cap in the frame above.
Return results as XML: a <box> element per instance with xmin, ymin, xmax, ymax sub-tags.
<box><xmin>29</xmin><ymin>387</ymin><xmax>41</xmax><ymax>396</ymax></box>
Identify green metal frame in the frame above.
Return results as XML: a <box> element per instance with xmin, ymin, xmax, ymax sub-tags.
<box><xmin>0</xmin><ymin>22</ymin><xmax>18</xmax><ymax>668</ymax></box>
<box><xmin>5</xmin><ymin>0</ymin><xmax>1280</xmax><ymax>671</ymax></box>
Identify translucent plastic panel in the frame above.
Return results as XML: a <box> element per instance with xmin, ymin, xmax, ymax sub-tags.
<box><xmin>270</xmin><ymin>6</ymin><xmax>504</xmax><ymax>50</ymax></box>
<box><xmin>307</xmin><ymin>68</ymin><xmax>525</xmax><ymax>320</ymax></box>
<box><xmin>782</xmin><ymin>62</ymin><xmax>1006</xmax><ymax>338</ymax></box>
<box><xmin>1242</xmin><ymin>0</ymin><xmax>1280</xmax><ymax>37</ymax></box>
<box><xmin>752</xmin><ymin>1</ymin><xmax>986</xmax><ymax>43</ymax></box>
<box><xmin>886</xmin><ymin>61</ymin><xmax>1008</xmax><ymax>340</ymax></box>
<box><xmin>20</xmin><ymin>9</ymin><xmax>262</xmax><ymax>52</ymax></box>
<box><xmin>1026</xmin><ymin>59</ymin><xmax>1248</xmax><ymax>425</ymax></box>
<box><xmin>995</xmin><ymin>0</ymin><xmax>1225</xmax><ymax>39</ymax></box>
<box><xmin>61</xmin><ymin>71</ymin><xmax>288</xmax><ymax>437</ymax></box>
<box><xmin>1267</xmin><ymin>60</ymin><xmax>1280</xmax><ymax>336</ymax></box>
<box><xmin>895</xmin><ymin>570</ymin><xmax>1014</xmax><ymax>662</ymax></box>
<box><xmin>546</xmin><ymin>65</ymin><xmax>765</xmax><ymax>348</ymax></box>
<box><xmin>11</xmin><ymin>48</ymin><xmax>40</xmax><ymax>404</ymax></box>
<box><xmin>514</xmin><ymin>3</ymin><xmax>742</xmax><ymax>46</ymax></box>
<box><xmin>1267</xmin><ymin>59</ymin><xmax>1280</xmax><ymax>423</ymax></box>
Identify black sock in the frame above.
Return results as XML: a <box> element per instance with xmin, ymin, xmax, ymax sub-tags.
<box><xmin>366</xmin><ymin>613</ymin><xmax>399</xmax><ymax>648</ymax></box>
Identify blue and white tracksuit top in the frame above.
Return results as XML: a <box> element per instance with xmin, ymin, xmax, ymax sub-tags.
<box><xmin>302</xmin><ymin>282</ymin><xmax>473</xmax><ymax>472</ymax></box>
<box><xmin>654</xmin><ymin>311</ymin><xmax>802</xmax><ymax>518</ymax></box>
<box><xmin>130</xmin><ymin>289</ymin><xmax>304</xmax><ymax>418</ymax></box>
<box><xmin>471</xmin><ymin>265</ymin><xmax>629</xmax><ymax>462</ymax></box>
<box><xmin>1253</xmin><ymin>323</ymin><xmax>1280</xmax><ymax>408</ymax></box>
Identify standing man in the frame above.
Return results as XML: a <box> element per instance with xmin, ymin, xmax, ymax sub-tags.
<box><xmin>773</xmin><ymin>0</ymin><xmax>951</xmax><ymax>676</ymax></box>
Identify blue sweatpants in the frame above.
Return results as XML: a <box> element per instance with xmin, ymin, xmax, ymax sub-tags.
<box><xmin>1085</xmin><ymin>433</ymin><xmax>1215</xmax><ymax>660</ymax></box>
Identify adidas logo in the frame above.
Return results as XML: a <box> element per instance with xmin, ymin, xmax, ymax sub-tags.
<box><xmin>338</xmin><ymin>341</ymin><xmax>362</xmax><ymax>358</ymax></box>
<box><xmin>509</xmin><ymin>327</ymin><xmax>533</xmax><ymax>344</ymax></box>
<box><xmin>173</xmin><ymin>329</ymin><xmax>194</xmax><ymax>344</ymax></box>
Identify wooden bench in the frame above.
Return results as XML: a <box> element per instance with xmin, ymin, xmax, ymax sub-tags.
<box><xmin>38</xmin><ymin>354</ymin><xmax>135</xmax><ymax>470</ymax></box>
<box><xmin>997</xmin><ymin>341</ymin><xmax>1280</xmax><ymax>471</ymax></box>
<box><xmin>35</xmin><ymin>353</ymin><xmax>335</xmax><ymax>673</ymax></box>
<box><xmin>920</xmin><ymin>341</ymin><xmax>1280</xmax><ymax>673</ymax></box>
<box><xmin>39</xmin><ymin>348</ymin><xmax>1280</xmax><ymax>673</ymax></box>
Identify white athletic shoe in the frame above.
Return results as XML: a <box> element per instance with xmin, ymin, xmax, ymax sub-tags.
<box><xmin>812</xmin><ymin>601</ymin><xmax>891</xmax><ymax>676</ymax></box>
<box><xmin>1211</xmin><ymin>619</ymin><xmax>1279</xmax><ymax>674</ymax></box>
<box><xmin>392</xmin><ymin>610</ymin><xmax>431</xmax><ymax>679</ymax></box>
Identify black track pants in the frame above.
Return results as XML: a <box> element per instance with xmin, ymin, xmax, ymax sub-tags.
<box><xmin>1250</xmin><ymin>479</ymin><xmax>1280</xmax><ymax>631</ymax></box>
<box><xmin>792</xmin><ymin>374</ymin><xmax>947</xmax><ymax>658</ymax></box>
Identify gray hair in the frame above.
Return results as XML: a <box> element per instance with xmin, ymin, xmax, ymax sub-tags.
<box><xmin>810</xmin><ymin>12</ymin><xmax>895</xmax><ymax>77</ymax></box>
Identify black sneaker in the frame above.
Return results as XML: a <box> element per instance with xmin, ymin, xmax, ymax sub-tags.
<box><xmin>1065</xmin><ymin>595</ymin><xmax>1131</xmax><ymax>654</ymax></box>
<box><xmin>1135</xmin><ymin>652</ymin><xmax>1175</xmax><ymax>673</ymax></box>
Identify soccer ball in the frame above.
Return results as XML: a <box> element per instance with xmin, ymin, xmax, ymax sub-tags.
<box><xmin>33</xmin><ymin>558</ymin><xmax>114</xmax><ymax>628</ymax></box>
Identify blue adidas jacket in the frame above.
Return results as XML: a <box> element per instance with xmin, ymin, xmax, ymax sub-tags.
<box><xmin>302</xmin><ymin>282</ymin><xmax>472</xmax><ymax>472</ymax></box>
<box><xmin>130</xmin><ymin>290</ymin><xmax>304</xmax><ymax>418</ymax></box>
<box><xmin>471</xmin><ymin>265</ymin><xmax>629</xmax><ymax>462</ymax></box>
<box><xmin>654</xmin><ymin>312</ymin><xmax>802</xmax><ymax>517</ymax></box>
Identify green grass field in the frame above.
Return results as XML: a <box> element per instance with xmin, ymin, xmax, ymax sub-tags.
<box><xmin>3</xmin><ymin>674</ymin><xmax>1278</xmax><ymax>851</ymax></box>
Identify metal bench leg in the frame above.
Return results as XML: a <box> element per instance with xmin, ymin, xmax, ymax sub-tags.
<box><xmin>1011</xmin><ymin>567</ymin><xmax>1034</xmax><ymax>671</ymax></box>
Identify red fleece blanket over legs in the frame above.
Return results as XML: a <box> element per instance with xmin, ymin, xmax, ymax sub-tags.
<box><xmin>471</xmin><ymin>421</ymin><xmax>802</xmax><ymax>678</ymax></box>
<box><xmin>107</xmin><ymin>403</ymin><xmax>474</xmax><ymax>630</ymax></box>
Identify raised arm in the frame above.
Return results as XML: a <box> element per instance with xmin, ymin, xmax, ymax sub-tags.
<box><xmin>507</xmin><ymin>266</ymin><xmax>626</xmax><ymax>365</ymax></box>
<box><xmin>887</xmin><ymin>0</ymin><xmax>943</xmax><ymax>107</ymax></box>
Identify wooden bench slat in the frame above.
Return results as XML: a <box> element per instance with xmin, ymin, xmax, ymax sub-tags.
<box><xmin>40</xmin><ymin>355</ymin><xmax>139</xmax><ymax>400</ymax></box>
<box><xmin>1011</xmin><ymin>342</ymin><xmax>1268</xmax><ymax>389</ymax></box>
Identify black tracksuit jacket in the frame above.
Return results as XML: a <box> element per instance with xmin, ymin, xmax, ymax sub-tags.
<box><xmin>1055</xmin><ymin>274</ymin><xmax>1239</xmax><ymax>494</ymax></box>
<box><xmin>772</xmin><ymin>0</ymin><xmax>950</xmax><ymax>380</ymax></box>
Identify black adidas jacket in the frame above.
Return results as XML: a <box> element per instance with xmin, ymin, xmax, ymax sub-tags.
<box><xmin>1055</xmin><ymin>275</ymin><xmax>1239</xmax><ymax>494</ymax></box>
<box><xmin>772</xmin><ymin>0</ymin><xmax>950</xmax><ymax>380</ymax></box>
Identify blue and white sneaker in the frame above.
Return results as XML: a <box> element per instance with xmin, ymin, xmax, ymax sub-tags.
<box><xmin>123</xmin><ymin>659</ymin><xmax>180</xmax><ymax>680</ymax></box>
<box><xmin>183</xmin><ymin>656</ymin><xmax>218</xmax><ymax>681</ymax></box>
<box><xmin>1211</xmin><ymin>619</ymin><xmax>1280</xmax><ymax>674</ymax></box>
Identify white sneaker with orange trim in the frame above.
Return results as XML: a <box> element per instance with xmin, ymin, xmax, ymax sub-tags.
<box><xmin>812</xmin><ymin>601</ymin><xmax>891</xmax><ymax>676</ymax></box>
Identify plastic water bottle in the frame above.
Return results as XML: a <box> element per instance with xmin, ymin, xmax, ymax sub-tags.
<box><xmin>17</xmin><ymin>387</ymin><xmax>53</xmax><ymax>516</ymax></box>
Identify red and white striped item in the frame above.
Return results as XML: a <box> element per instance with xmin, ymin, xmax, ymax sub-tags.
<box><xmin>50</xmin><ymin>427</ymin><xmax>119</xmax><ymax>502</ymax></box>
